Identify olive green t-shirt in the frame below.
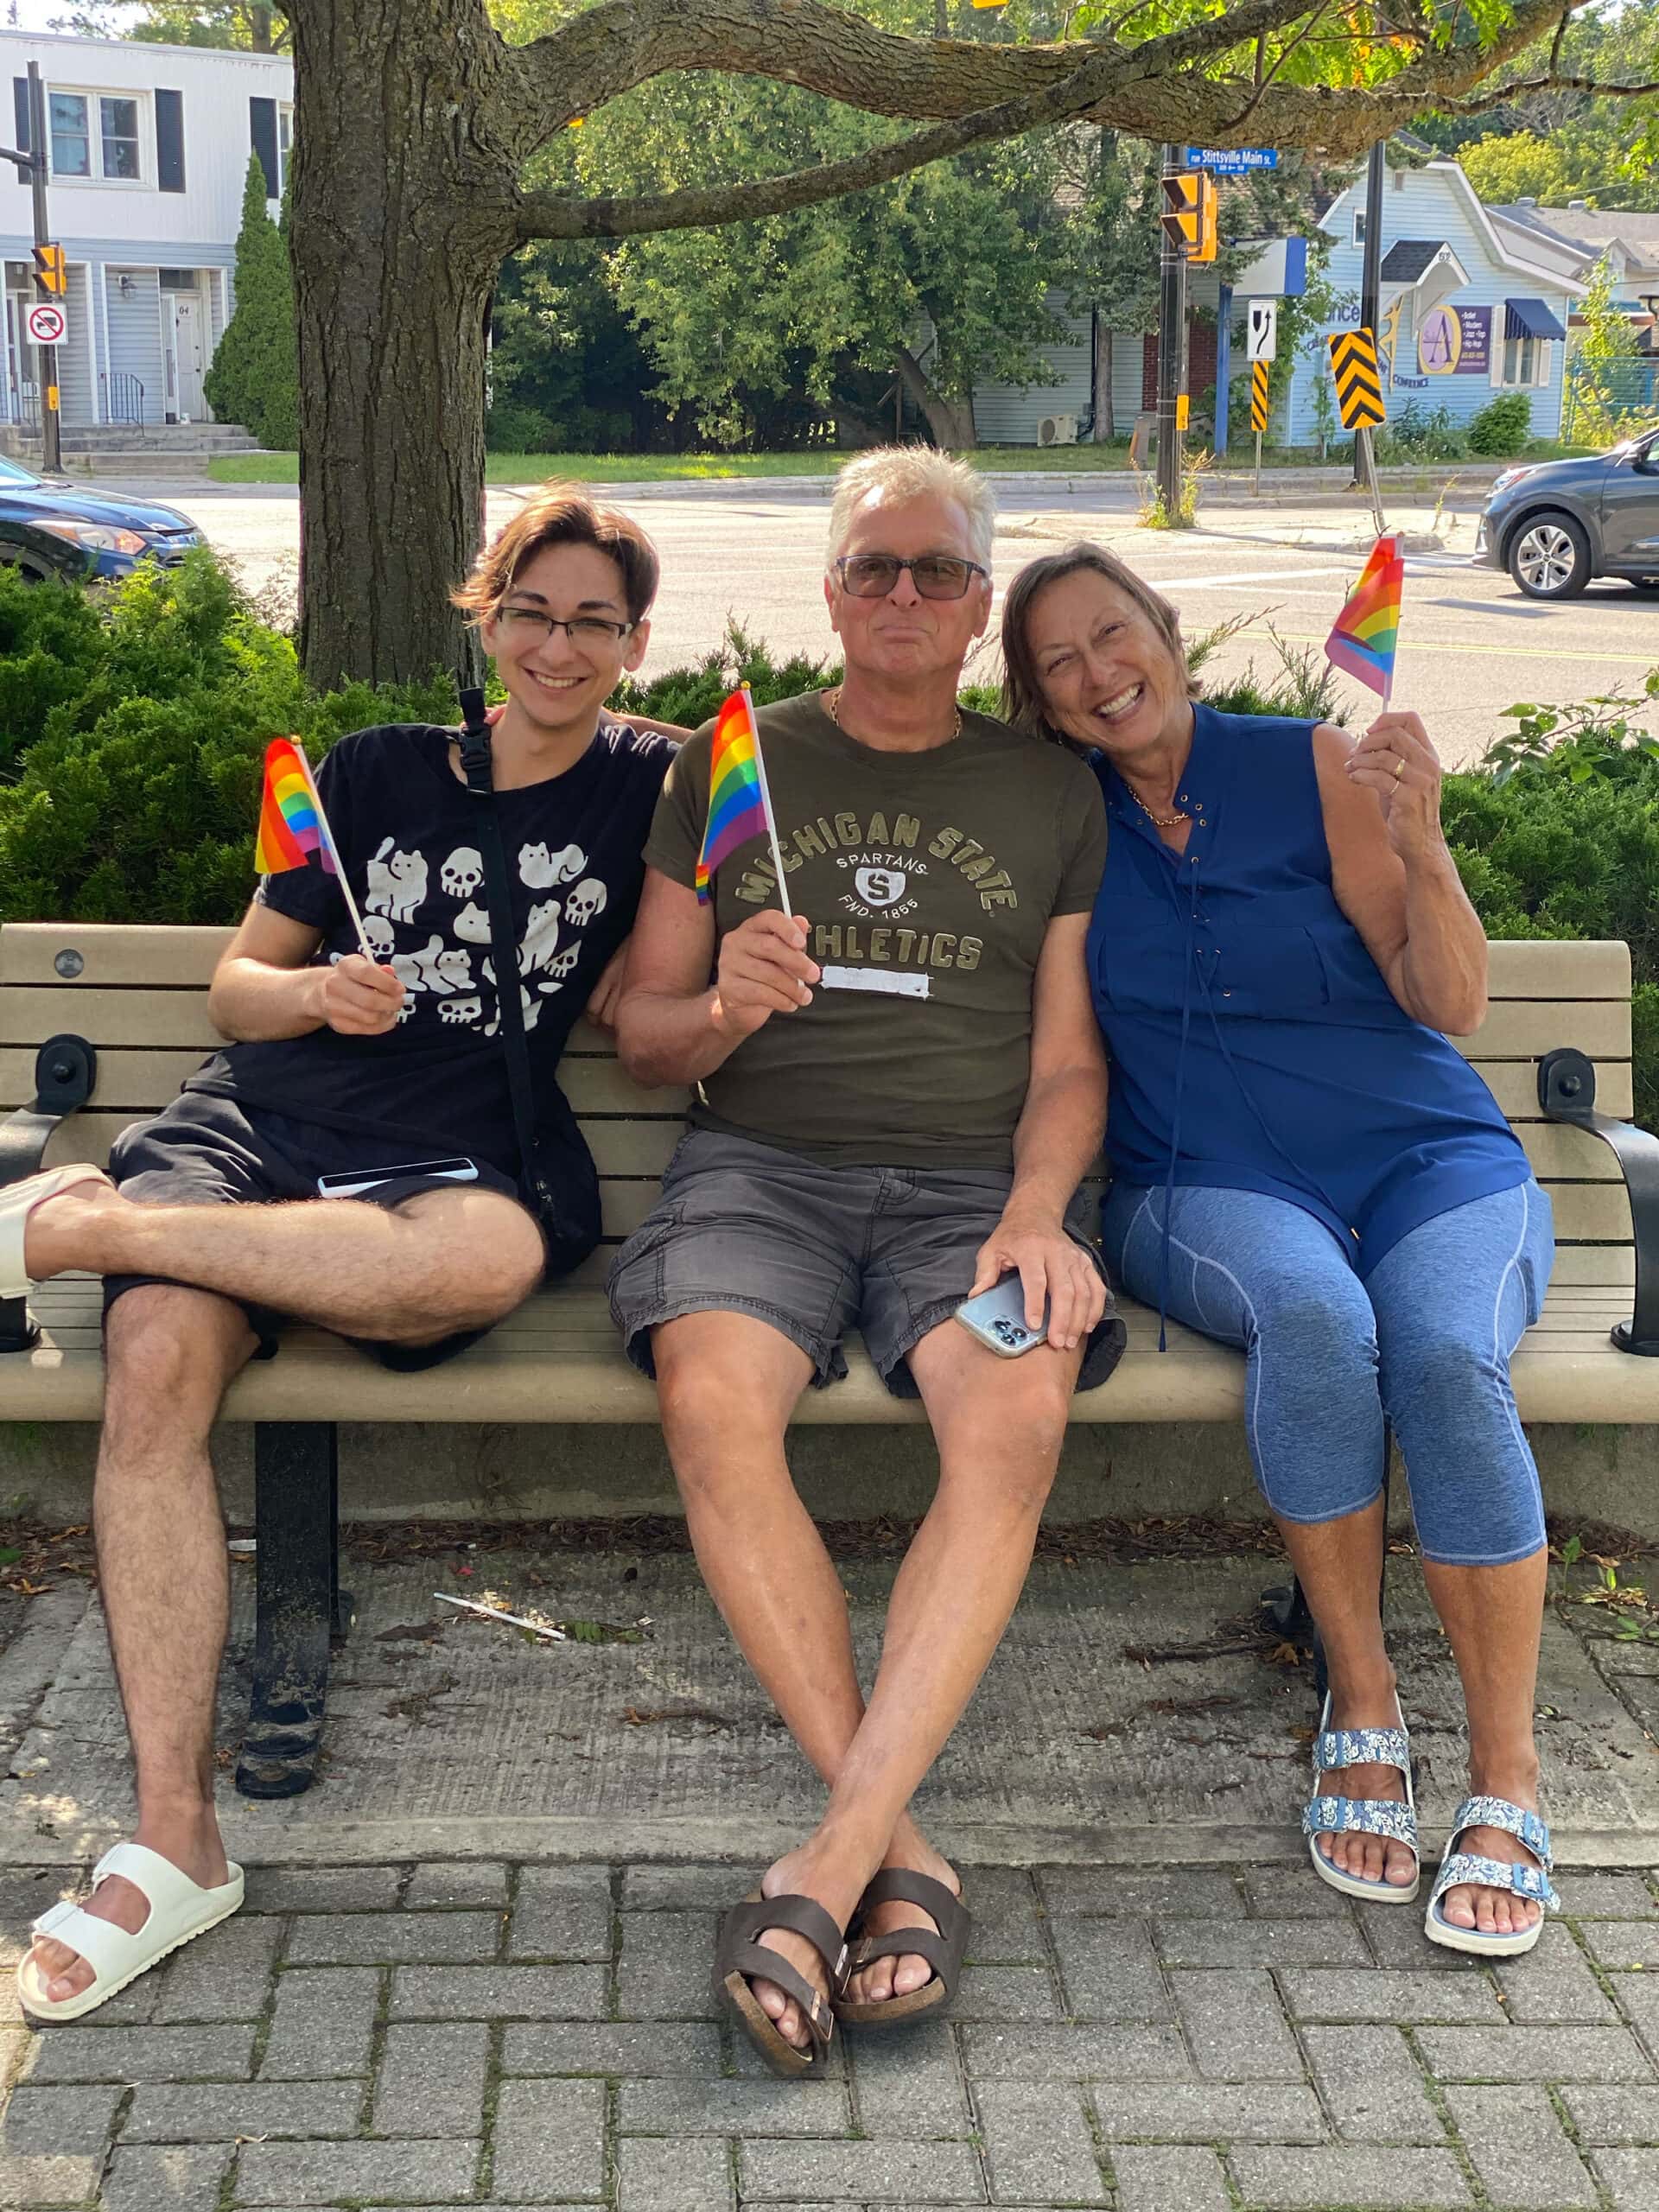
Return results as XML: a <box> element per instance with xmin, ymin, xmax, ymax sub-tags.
<box><xmin>645</xmin><ymin>690</ymin><xmax>1108</xmax><ymax>1168</ymax></box>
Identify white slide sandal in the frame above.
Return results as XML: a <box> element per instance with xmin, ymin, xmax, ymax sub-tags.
<box><xmin>16</xmin><ymin>1841</ymin><xmax>245</xmax><ymax>2022</ymax></box>
<box><xmin>0</xmin><ymin>1165</ymin><xmax>113</xmax><ymax>1300</ymax></box>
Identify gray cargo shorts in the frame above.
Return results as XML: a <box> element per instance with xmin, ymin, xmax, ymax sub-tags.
<box><xmin>608</xmin><ymin>1128</ymin><xmax>1125</xmax><ymax>1400</ymax></box>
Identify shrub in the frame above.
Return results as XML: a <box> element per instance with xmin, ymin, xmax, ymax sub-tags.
<box><xmin>1374</xmin><ymin>403</ymin><xmax>1468</xmax><ymax>463</ymax></box>
<box><xmin>1468</xmin><ymin>393</ymin><xmax>1533</xmax><ymax>457</ymax></box>
<box><xmin>202</xmin><ymin>159</ymin><xmax>298</xmax><ymax>450</ymax></box>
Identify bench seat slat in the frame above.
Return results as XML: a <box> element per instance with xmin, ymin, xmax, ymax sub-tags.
<box><xmin>8</xmin><ymin>1277</ymin><xmax>1648</xmax><ymax>1426</ymax></box>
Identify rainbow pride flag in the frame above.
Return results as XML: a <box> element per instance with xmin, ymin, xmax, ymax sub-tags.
<box><xmin>696</xmin><ymin>687</ymin><xmax>777</xmax><ymax>904</ymax></box>
<box><xmin>1325</xmin><ymin>533</ymin><xmax>1403</xmax><ymax>702</ymax></box>
<box><xmin>256</xmin><ymin>736</ymin><xmax>339</xmax><ymax>877</ymax></box>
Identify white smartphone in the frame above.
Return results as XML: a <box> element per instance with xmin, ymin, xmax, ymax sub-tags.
<box><xmin>316</xmin><ymin>1157</ymin><xmax>480</xmax><ymax>1198</ymax></box>
<box><xmin>954</xmin><ymin>1272</ymin><xmax>1050</xmax><ymax>1357</ymax></box>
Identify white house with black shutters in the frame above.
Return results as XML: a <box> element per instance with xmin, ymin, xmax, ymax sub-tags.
<box><xmin>0</xmin><ymin>29</ymin><xmax>291</xmax><ymax>433</ymax></box>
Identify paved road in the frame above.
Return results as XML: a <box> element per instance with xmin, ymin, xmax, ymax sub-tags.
<box><xmin>160</xmin><ymin>478</ymin><xmax>1659</xmax><ymax>770</ymax></box>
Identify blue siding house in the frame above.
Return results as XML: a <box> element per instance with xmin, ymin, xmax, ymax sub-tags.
<box><xmin>1279</xmin><ymin>159</ymin><xmax>1581</xmax><ymax>449</ymax></box>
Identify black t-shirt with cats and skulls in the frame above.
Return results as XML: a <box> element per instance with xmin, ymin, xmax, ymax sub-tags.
<box><xmin>185</xmin><ymin>721</ymin><xmax>675</xmax><ymax>1173</ymax></box>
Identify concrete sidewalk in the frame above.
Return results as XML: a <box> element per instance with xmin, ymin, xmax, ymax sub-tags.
<box><xmin>3</xmin><ymin>1538</ymin><xmax>1658</xmax><ymax>2209</ymax></box>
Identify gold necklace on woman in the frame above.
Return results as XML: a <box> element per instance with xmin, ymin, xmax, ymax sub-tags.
<box><xmin>1124</xmin><ymin>784</ymin><xmax>1186</xmax><ymax>830</ymax></box>
<box><xmin>824</xmin><ymin>687</ymin><xmax>963</xmax><ymax>742</ymax></box>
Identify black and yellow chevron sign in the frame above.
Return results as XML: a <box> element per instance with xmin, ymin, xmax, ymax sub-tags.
<box><xmin>1328</xmin><ymin>328</ymin><xmax>1386</xmax><ymax>431</ymax></box>
<box><xmin>1250</xmin><ymin>360</ymin><xmax>1270</xmax><ymax>434</ymax></box>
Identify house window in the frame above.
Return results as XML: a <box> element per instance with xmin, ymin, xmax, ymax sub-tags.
<box><xmin>48</xmin><ymin>87</ymin><xmax>144</xmax><ymax>182</ymax></box>
<box><xmin>100</xmin><ymin>96</ymin><xmax>141</xmax><ymax>181</ymax></box>
<box><xmin>49</xmin><ymin>92</ymin><xmax>90</xmax><ymax>177</ymax></box>
<box><xmin>278</xmin><ymin>104</ymin><xmax>293</xmax><ymax>192</ymax></box>
<box><xmin>1499</xmin><ymin>335</ymin><xmax>1549</xmax><ymax>388</ymax></box>
<box><xmin>1352</xmin><ymin>208</ymin><xmax>1367</xmax><ymax>247</ymax></box>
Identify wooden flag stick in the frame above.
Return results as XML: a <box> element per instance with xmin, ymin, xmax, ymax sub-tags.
<box><xmin>741</xmin><ymin>683</ymin><xmax>794</xmax><ymax>922</ymax></box>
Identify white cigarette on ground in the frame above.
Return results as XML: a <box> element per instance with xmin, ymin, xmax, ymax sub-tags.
<box><xmin>432</xmin><ymin>1591</ymin><xmax>568</xmax><ymax>1642</ymax></box>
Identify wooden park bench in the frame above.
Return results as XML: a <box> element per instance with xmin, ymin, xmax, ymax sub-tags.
<box><xmin>3</xmin><ymin>922</ymin><xmax>1657</xmax><ymax>1800</ymax></box>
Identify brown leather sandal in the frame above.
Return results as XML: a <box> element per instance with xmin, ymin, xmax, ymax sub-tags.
<box><xmin>714</xmin><ymin>1889</ymin><xmax>849</xmax><ymax>2079</ymax></box>
<box><xmin>835</xmin><ymin>1868</ymin><xmax>969</xmax><ymax>2029</ymax></box>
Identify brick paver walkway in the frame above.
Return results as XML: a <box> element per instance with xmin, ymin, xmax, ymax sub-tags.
<box><xmin>5</xmin><ymin>1857</ymin><xmax>1659</xmax><ymax>2210</ymax></box>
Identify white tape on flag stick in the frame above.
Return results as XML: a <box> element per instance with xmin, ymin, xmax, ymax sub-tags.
<box><xmin>293</xmin><ymin>740</ymin><xmax>375</xmax><ymax>962</ymax></box>
<box><xmin>741</xmin><ymin>684</ymin><xmax>794</xmax><ymax>922</ymax></box>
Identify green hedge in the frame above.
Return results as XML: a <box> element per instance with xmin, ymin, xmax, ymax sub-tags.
<box><xmin>2</xmin><ymin>555</ymin><xmax>1654</xmax><ymax>1130</ymax></box>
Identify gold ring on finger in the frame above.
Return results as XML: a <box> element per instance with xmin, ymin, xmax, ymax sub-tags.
<box><xmin>1393</xmin><ymin>758</ymin><xmax>1405</xmax><ymax>779</ymax></box>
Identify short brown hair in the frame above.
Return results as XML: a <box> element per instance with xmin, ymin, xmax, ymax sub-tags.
<box><xmin>452</xmin><ymin>482</ymin><xmax>660</xmax><ymax>627</ymax></box>
<box><xmin>1000</xmin><ymin>543</ymin><xmax>1198</xmax><ymax>742</ymax></box>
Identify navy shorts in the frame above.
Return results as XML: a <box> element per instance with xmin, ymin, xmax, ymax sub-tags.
<box><xmin>608</xmin><ymin>1128</ymin><xmax>1125</xmax><ymax>1398</ymax></box>
<box><xmin>105</xmin><ymin>1091</ymin><xmax>529</xmax><ymax>1372</ymax></box>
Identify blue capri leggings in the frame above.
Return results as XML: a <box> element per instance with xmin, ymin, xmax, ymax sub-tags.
<box><xmin>1101</xmin><ymin>1179</ymin><xmax>1554</xmax><ymax>1567</ymax></box>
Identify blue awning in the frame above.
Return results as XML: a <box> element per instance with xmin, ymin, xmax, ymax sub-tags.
<box><xmin>1504</xmin><ymin>297</ymin><xmax>1567</xmax><ymax>342</ymax></box>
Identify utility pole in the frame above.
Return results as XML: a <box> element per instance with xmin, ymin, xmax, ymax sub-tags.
<box><xmin>0</xmin><ymin>62</ymin><xmax>62</xmax><ymax>472</ymax></box>
<box><xmin>1156</xmin><ymin>143</ymin><xmax>1186</xmax><ymax>524</ymax></box>
<box><xmin>1350</xmin><ymin>125</ymin><xmax>1386</xmax><ymax>532</ymax></box>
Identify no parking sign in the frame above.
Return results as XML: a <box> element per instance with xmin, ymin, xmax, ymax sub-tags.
<box><xmin>25</xmin><ymin>302</ymin><xmax>66</xmax><ymax>346</ymax></box>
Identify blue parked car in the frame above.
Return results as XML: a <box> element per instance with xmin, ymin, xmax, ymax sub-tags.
<box><xmin>0</xmin><ymin>452</ymin><xmax>202</xmax><ymax>582</ymax></box>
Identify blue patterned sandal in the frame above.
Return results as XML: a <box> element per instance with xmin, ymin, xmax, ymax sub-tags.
<box><xmin>1302</xmin><ymin>1691</ymin><xmax>1420</xmax><ymax>1904</ymax></box>
<box><xmin>1425</xmin><ymin>1796</ymin><xmax>1560</xmax><ymax>1957</ymax></box>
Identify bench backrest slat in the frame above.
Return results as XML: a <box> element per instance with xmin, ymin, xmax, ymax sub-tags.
<box><xmin>3</xmin><ymin>924</ymin><xmax>1639</xmax><ymax>1266</ymax></box>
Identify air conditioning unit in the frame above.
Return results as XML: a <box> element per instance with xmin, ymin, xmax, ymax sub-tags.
<box><xmin>1037</xmin><ymin>413</ymin><xmax>1078</xmax><ymax>447</ymax></box>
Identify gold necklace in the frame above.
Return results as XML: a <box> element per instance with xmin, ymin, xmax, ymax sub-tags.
<box><xmin>824</xmin><ymin>687</ymin><xmax>962</xmax><ymax>743</ymax></box>
<box><xmin>1124</xmin><ymin>784</ymin><xmax>1185</xmax><ymax>830</ymax></box>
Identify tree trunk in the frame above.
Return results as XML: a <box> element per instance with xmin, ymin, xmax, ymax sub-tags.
<box><xmin>288</xmin><ymin>2</ymin><xmax>522</xmax><ymax>690</ymax></box>
<box><xmin>893</xmin><ymin>343</ymin><xmax>974</xmax><ymax>450</ymax></box>
<box><xmin>1093</xmin><ymin>310</ymin><xmax>1116</xmax><ymax>442</ymax></box>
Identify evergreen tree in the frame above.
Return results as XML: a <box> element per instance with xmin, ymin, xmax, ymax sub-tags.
<box><xmin>203</xmin><ymin>157</ymin><xmax>299</xmax><ymax>449</ymax></box>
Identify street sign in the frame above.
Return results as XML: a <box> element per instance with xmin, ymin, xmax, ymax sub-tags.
<box><xmin>1175</xmin><ymin>394</ymin><xmax>1190</xmax><ymax>432</ymax></box>
<box><xmin>32</xmin><ymin>243</ymin><xmax>66</xmax><ymax>296</ymax></box>
<box><xmin>1185</xmin><ymin>147</ymin><xmax>1278</xmax><ymax>171</ymax></box>
<box><xmin>1250</xmin><ymin>361</ymin><xmax>1271</xmax><ymax>434</ymax></box>
<box><xmin>1246</xmin><ymin>301</ymin><xmax>1278</xmax><ymax>363</ymax></box>
<box><xmin>1328</xmin><ymin>327</ymin><xmax>1387</xmax><ymax>431</ymax></box>
<box><xmin>26</xmin><ymin>301</ymin><xmax>66</xmax><ymax>347</ymax></box>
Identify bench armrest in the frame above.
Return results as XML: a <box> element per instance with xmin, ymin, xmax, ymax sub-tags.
<box><xmin>1539</xmin><ymin>1048</ymin><xmax>1659</xmax><ymax>1357</ymax></box>
<box><xmin>0</xmin><ymin>1034</ymin><xmax>98</xmax><ymax>1353</ymax></box>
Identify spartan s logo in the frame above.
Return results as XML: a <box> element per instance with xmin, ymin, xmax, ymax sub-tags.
<box><xmin>855</xmin><ymin>867</ymin><xmax>908</xmax><ymax>909</ymax></box>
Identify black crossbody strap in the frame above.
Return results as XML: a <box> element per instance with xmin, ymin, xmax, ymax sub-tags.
<box><xmin>455</xmin><ymin>688</ymin><xmax>552</xmax><ymax>1214</ymax></box>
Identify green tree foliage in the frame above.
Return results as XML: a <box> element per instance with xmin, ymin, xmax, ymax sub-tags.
<box><xmin>203</xmin><ymin>159</ymin><xmax>299</xmax><ymax>450</ymax></box>
<box><xmin>52</xmin><ymin>3</ymin><xmax>285</xmax><ymax>48</ymax></box>
<box><xmin>1456</xmin><ymin>130</ymin><xmax>1584</xmax><ymax>205</ymax></box>
<box><xmin>1565</xmin><ymin>253</ymin><xmax>1646</xmax><ymax>442</ymax></box>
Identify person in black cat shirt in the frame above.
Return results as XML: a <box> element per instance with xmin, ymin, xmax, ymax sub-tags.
<box><xmin>7</xmin><ymin>487</ymin><xmax>676</xmax><ymax>2022</ymax></box>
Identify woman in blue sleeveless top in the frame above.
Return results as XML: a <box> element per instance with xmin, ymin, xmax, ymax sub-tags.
<box><xmin>1002</xmin><ymin>544</ymin><xmax>1560</xmax><ymax>1958</ymax></box>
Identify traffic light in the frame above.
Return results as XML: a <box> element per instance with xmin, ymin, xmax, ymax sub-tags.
<box><xmin>1159</xmin><ymin>174</ymin><xmax>1218</xmax><ymax>262</ymax></box>
<box><xmin>32</xmin><ymin>243</ymin><xmax>66</xmax><ymax>296</ymax></box>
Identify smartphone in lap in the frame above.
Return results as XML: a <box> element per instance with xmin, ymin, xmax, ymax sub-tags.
<box><xmin>315</xmin><ymin>1157</ymin><xmax>480</xmax><ymax>1199</ymax></box>
<box><xmin>954</xmin><ymin>1272</ymin><xmax>1050</xmax><ymax>1357</ymax></box>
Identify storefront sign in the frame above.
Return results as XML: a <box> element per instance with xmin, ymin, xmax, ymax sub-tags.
<box><xmin>1418</xmin><ymin>303</ymin><xmax>1492</xmax><ymax>376</ymax></box>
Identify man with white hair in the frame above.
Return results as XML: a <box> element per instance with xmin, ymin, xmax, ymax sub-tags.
<box><xmin>611</xmin><ymin>448</ymin><xmax>1123</xmax><ymax>2075</ymax></box>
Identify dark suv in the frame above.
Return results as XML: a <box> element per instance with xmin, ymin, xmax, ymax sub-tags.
<box><xmin>1475</xmin><ymin>426</ymin><xmax>1659</xmax><ymax>599</ymax></box>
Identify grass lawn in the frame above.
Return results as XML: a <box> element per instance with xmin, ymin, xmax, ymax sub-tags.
<box><xmin>206</xmin><ymin>445</ymin><xmax>1143</xmax><ymax>486</ymax></box>
<box><xmin>206</xmin><ymin>438</ymin><xmax>1598</xmax><ymax>488</ymax></box>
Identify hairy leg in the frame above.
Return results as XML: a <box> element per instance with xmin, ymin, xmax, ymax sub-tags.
<box><xmin>654</xmin><ymin>1311</ymin><xmax>955</xmax><ymax>2049</ymax></box>
<box><xmin>24</xmin><ymin>1286</ymin><xmax>255</xmax><ymax>2003</ymax></box>
<box><xmin>26</xmin><ymin>1182</ymin><xmax>544</xmax><ymax>1344</ymax></box>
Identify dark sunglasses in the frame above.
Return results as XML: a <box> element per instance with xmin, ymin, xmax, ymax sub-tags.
<box><xmin>832</xmin><ymin>553</ymin><xmax>988</xmax><ymax>601</ymax></box>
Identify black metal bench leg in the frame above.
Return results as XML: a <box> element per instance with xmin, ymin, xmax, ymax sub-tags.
<box><xmin>237</xmin><ymin>1421</ymin><xmax>341</xmax><ymax>1800</ymax></box>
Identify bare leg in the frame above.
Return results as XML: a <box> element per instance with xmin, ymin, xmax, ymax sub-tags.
<box><xmin>1421</xmin><ymin>1549</ymin><xmax>1549</xmax><ymax>1937</ymax></box>
<box><xmin>661</xmin><ymin>1310</ymin><xmax>1076</xmax><ymax>2047</ymax></box>
<box><xmin>24</xmin><ymin>1287</ymin><xmax>255</xmax><ymax>2003</ymax></box>
<box><xmin>25</xmin><ymin>1183</ymin><xmax>544</xmax><ymax>1344</ymax></box>
<box><xmin>1278</xmin><ymin>1499</ymin><xmax>1417</xmax><ymax>1891</ymax></box>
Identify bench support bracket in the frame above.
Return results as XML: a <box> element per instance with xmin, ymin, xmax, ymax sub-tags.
<box><xmin>1539</xmin><ymin>1049</ymin><xmax>1659</xmax><ymax>1357</ymax></box>
<box><xmin>0</xmin><ymin>1035</ymin><xmax>98</xmax><ymax>1354</ymax></box>
<box><xmin>237</xmin><ymin>1421</ymin><xmax>352</xmax><ymax>1799</ymax></box>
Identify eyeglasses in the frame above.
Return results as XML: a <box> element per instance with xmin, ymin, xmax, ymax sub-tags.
<box><xmin>831</xmin><ymin>553</ymin><xmax>988</xmax><ymax>601</ymax></box>
<box><xmin>496</xmin><ymin>606</ymin><xmax>634</xmax><ymax>645</ymax></box>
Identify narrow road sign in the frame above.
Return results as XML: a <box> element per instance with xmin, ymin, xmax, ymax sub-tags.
<box><xmin>1329</xmin><ymin>328</ymin><xmax>1387</xmax><ymax>431</ymax></box>
<box><xmin>1185</xmin><ymin>147</ymin><xmax>1278</xmax><ymax>171</ymax></box>
<box><xmin>1250</xmin><ymin>360</ymin><xmax>1271</xmax><ymax>434</ymax></box>
<box><xmin>25</xmin><ymin>301</ymin><xmax>66</xmax><ymax>346</ymax></box>
<box><xmin>1247</xmin><ymin>301</ymin><xmax>1278</xmax><ymax>363</ymax></box>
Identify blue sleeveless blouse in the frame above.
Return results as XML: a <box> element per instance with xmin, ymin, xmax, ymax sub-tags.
<box><xmin>1087</xmin><ymin>703</ymin><xmax>1529</xmax><ymax>1277</ymax></box>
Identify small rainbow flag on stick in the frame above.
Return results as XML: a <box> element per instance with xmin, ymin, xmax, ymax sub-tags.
<box><xmin>695</xmin><ymin>686</ymin><xmax>791</xmax><ymax>914</ymax></box>
<box><xmin>255</xmin><ymin>736</ymin><xmax>375</xmax><ymax>960</ymax></box>
<box><xmin>1325</xmin><ymin>532</ymin><xmax>1404</xmax><ymax>704</ymax></box>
